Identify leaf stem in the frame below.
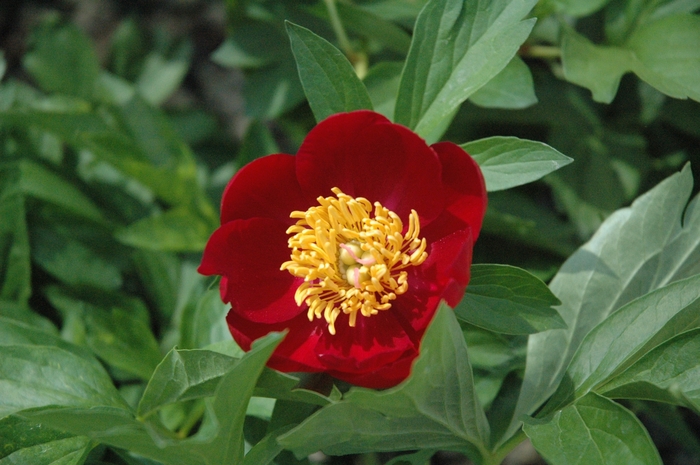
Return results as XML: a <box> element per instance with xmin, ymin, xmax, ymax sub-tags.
<box><xmin>322</xmin><ymin>0</ymin><xmax>352</xmax><ymax>55</ymax></box>
<box><xmin>520</xmin><ymin>45</ymin><xmax>562</xmax><ymax>59</ymax></box>
<box><xmin>321</xmin><ymin>0</ymin><xmax>368</xmax><ymax>78</ymax></box>
<box><xmin>177</xmin><ymin>399</ymin><xmax>207</xmax><ymax>438</ymax></box>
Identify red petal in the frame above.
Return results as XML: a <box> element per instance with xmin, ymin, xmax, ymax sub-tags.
<box><xmin>421</xmin><ymin>229</ymin><xmax>474</xmax><ymax>307</ymax></box>
<box><xmin>227</xmin><ymin>310</ymin><xmax>326</xmax><ymax>371</ymax></box>
<box><xmin>313</xmin><ymin>308</ymin><xmax>417</xmax><ymax>375</ymax></box>
<box><xmin>431</xmin><ymin>142</ymin><xmax>487</xmax><ymax>239</ymax></box>
<box><xmin>329</xmin><ymin>351</ymin><xmax>416</xmax><ymax>389</ymax></box>
<box><xmin>220</xmin><ymin>154</ymin><xmax>308</xmax><ymax>225</ymax></box>
<box><xmin>198</xmin><ymin>217</ymin><xmax>304</xmax><ymax>323</ymax></box>
<box><xmin>296</xmin><ymin>111</ymin><xmax>445</xmax><ymax>223</ymax></box>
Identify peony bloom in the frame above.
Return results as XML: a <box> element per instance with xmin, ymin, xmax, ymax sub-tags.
<box><xmin>198</xmin><ymin>110</ymin><xmax>487</xmax><ymax>389</ymax></box>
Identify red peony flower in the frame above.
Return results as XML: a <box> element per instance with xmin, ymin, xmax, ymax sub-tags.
<box><xmin>198</xmin><ymin>110</ymin><xmax>487</xmax><ymax>389</ymax></box>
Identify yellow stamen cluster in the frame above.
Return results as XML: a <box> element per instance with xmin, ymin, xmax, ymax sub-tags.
<box><xmin>280</xmin><ymin>187</ymin><xmax>428</xmax><ymax>335</ymax></box>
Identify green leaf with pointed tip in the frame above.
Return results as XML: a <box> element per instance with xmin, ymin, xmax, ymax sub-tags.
<box><xmin>469</xmin><ymin>57</ymin><xmax>537</xmax><ymax>109</ymax></box>
<box><xmin>0</xmin><ymin>416</ymin><xmax>91</xmax><ymax>465</ymax></box>
<box><xmin>462</xmin><ymin>136</ymin><xmax>572</xmax><ymax>192</ymax></box>
<box><xmin>550</xmin><ymin>274</ymin><xmax>700</xmax><ymax>408</ymax></box>
<box><xmin>18</xmin><ymin>332</ymin><xmax>285</xmax><ymax>465</ymax></box>
<box><xmin>278</xmin><ymin>305</ymin><xmax>489</xmax><ymax>458</ymax></box>
<box><xmin>394</xmin><ymin>0</ymin><xmax>537</xmax><ymax>139</ymax></box>
<box><xmin>456</xmin><ymin>264</ymin><xmax>565</xmax><ymax>335</ymax></box>
<box><xmin>501</xmin><ymin>165</ymin><xmax>700</xmax><ymax>446</ymax></box>
<box><xmin>139</xmin><ymin>346</ymin><xmax>333</xmax><ymax>420</ymax></box>
<box><xmin>286</xmin><ymin>21</ymin><xmax>372</xmax><ymax>123</ymax></box>
<box><xmin>0</xmin><ymin>345</ymin><xmax>129</xmax><ymax>418</ymax></box>
<box><xmin>524</xmin><ymin>393</ymin><xmax>662</xmax><ymax>465</ymax></box>
<box><xmin>598</xmin><ymin>328</ymin><xmax>700</xmax><ymax>411</ymax></box>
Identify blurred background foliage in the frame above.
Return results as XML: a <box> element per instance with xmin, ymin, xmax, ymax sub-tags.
<box><xmin>0</xmin><ymin>0</ymin><xmax>699</xmax><ymax>463</ymax></box>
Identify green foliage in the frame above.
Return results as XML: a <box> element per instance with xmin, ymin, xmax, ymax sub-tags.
<box><xmin>1</xmin><ymin>0</ymin><xmax>700</xmax><ymax>463</ymax></box>
<box><xmin>286</xmin><ymin>22</ymin><xmax>373</xmax><ymax>122</ymax></box>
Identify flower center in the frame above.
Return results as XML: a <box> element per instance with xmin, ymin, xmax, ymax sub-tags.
<box><xmin>281</xmin><ymin>188</ymin><xmax>428</xmax><ymax>335</ymax></box>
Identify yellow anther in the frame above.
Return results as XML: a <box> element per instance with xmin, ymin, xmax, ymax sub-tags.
<box><xmin>280</xmin><ymin>188</ymin><xmax>428</xmax><ymax>335</ymax></box>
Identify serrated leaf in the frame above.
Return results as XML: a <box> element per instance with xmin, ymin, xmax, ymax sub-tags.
<box><xmin>501</xmin><ymin>165</ymin><xmax>700</xmax><ymax>445</ymax></box>
<box><xmin>524</xmin><ymin>393</ymin><xmax>662</xmax><ymax>465</ymax></box>
<box><xmin>278</xmin><ymin>305</ymin><xmax>489</xmax><ymax>459</ymax></box>
<box><xmin>455</xmin><ymin>264</ymin><xmax>565</xmax><ymax>335</ymax></box>
<box><xmin>394</xmin><ymin>0</ymin><xmax>537</xmax><ymax>139</ymax></box>
<box><xmin>563</xmin><ymin>14</ymin><xmax>700</xmax><ymax>103</ymax></box>
<box><xmin>469</xmin><ymin>57</ymin><xmax>537</xmax><ymax>109</ymax></box>
<box><xmin>0</xmin><ymin>345</ymin><xmax>128</xmax><ymax>418</ymax></box>
<box><xmin>599</xmin><ymin>328</ymin><xmax>700</xmax><ymax>411</ymax></box>
<box><xmin>462</xmin><ymin>136</ymin><xmax>572</xmax><ymax>192</ymax></box>
<box><xmin>286</xmin><ymin>21</ymin><xmax>373</xmax><ymax>123</ymax></box>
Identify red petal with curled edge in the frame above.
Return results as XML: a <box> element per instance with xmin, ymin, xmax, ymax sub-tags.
<box><xmin>296</xmin><ymin>111</ymin><xmax>445</xmax><ymax>224</ymax></box>
<box><xmin>198</xmin><ymin>217</ymin><xmax>305</xmax><ymax>324</ymax></box>
<box><xmin>431</xmin><ymin>142</ymin><xmax>487</xmax><ymax>239</ymax></box>
<box><xmin>227</xmin><ymin>310</ymin><xmax>326</xmax><ymax>372</ymax></box>
<box><xmin>220</xmin><ymin>154</ymin><xmax>309</xmax><ymax>225</ymax></box>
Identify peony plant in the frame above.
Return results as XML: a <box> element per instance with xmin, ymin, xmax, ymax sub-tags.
<box><xmin>0</xmin><ymin>0</ymin><xmax>699</xmax><ymax>464</ymax></box>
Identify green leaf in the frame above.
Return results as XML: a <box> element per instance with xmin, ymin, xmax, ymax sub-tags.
<box><xmin>241</xmin><ymin>425</ymin><xmax>296</xmax><ymax>465</ymax></box>
<box><xmin>17</xmin><ymin>160</ymin><xmax>104</xmax><ymax>223</ymax></box>
<box><xmin>137</xmin><ymin>348</ymin><xmax>239</xmax><ymax>419</ymax></box>
<box><xmin>136</xmin><ymin>51</ymin><xmax>190</xmax><ymax>106</ymax></box>
<box><xmin>545</xmin><ymin>0</ymin><xmax>611</xmax><ymax>17</ymax></box>
<box><xmin>278</xmin><ymin>305</ymin><xmax>490</xmax><ymax>459</ymax></box>
<box><xmin>462</xmin><ymin>136</ymin><xmax>572</xmax><ymax>192</ymax></box>
<box><xmin>18</xmin><ymin>333</ymin><xmax>285</xmax><ymax>465</ymax></box>
<box><xmin>115</xmin><ymin>207</ymin><xmax>214</xmax><ymax>252</ymax></box>
<box><xmin>501</xmin><ymin>165</ymin><xmax>700</xmax><ymax>446</ymax></box>
<box><xmin>336</xmin><ymin>2</ymin><xmax>411</xmax><ymax>55</ymax></box>
<box><xmin>23</xmin><ymin>21</ymin><xmax>99</xmax><ymax>100</ymax></box>
<box><xmin>364</xmin><ymin>62</ymin><xmax>404</xmax><ymax>120</ymax></box>
<box><xmin>46</xmin><ymin>287</ymin><xmax>162</xmax><ymax>381</ymax></box>
<box><xmin>236</xmin><ymin>120</ymin><xmax>280</xmax><ymax>168</ymax></box>
<box><xmin>562</xmin><ymin>14</ymin><xmax>700</xmax><ymax>103</ymax></box>
<box><xmin>0</xmin><ymin>416</ymin><xmax>92</xmax><ymax>465</ymax></box>
<box><xmin>469</xmin><ymin>57</ymin><xmax>537</xmax><ymax>109</ymax></box>
<box><xmin>0</xmin><ymin>164</ymin><xmax>31</xmax><ymax>305</ymax></box>
<box><xmin>455</xmin><ymin>264</ymin><xmax>565</xmax><ymax>335</ymax></box>
<box><xmin>524</xmin><ymin>393</ymin><xmax>662</xmax><ymax>465</ymax></box>
<box><xmin>31</xmin><ymin>225</ymin><xmax>123</xmax><ymax>291</ymax></box>
<box><xmin>385</xmin><ymin>449</ymin><xmax>436</xmax><ymax>465</ymax></box>
<box><xmin>598</xmin><ymin>328</ymin><xmax>700</xmax><ymax>410</ymax></box>
<box><xmin>0</xmin><ymin>345</ymin><xmax>128</xmax><ymax>418</ymax></box>
<box><xmin>211</xmin><ymin>21</ymin><xmax>287</xmax><ymax>69</ymax></box>
<box><xmin>138</xmin><ymin>346</ymin><xmax>332</xmax><ymax>420</ymax></box>
<box><xmin>242</xmin><ymin>50</ymin><xmax>306</xmax><ymax>120</ymax></box>
<box><xmin>548</xmin><ymin>274</ymin><xmax>700</xmax><ymax>409</ymax></box>
<box><xmin>394</xmin><ymin>0</ymin><xmax>537</xmax><ymax>139</ymax></box>
<box><xmin>286</xmin><ymin>21</ymin><xmax>373</xmax><ymax>123</ymax></box>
